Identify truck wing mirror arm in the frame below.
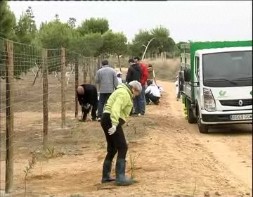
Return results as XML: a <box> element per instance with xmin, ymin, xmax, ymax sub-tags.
<box><xmin>191</xmin><ymin>81</ymin><xmax>200</xmax><ymax>87</ymax></box>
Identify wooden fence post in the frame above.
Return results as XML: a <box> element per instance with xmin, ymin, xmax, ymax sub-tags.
<box><xmin>74</xmin><ymin>56</ymin><xmax>79</xmax><ymax>118</ymax></box>
<box><xmin>88</xmin><ymin>58</ymin><xmax>93</xmax><ymax>84</ymax></box>
<box><xmin>42</xmin><ymin>49</ymin><xmax>48</xmax><ymax>150</ymax></box>
<box><xmin>83</xmin><ymin>58</ymin><xmax>87</xmax><ymax>83</ymax></box>
<box><xmin>5</xmin><ymin>39</ymin><xmax>14</xmax><ymax>193</ymax></box>
<box><xmin>61</xmin><ymin>47</ymin><xmax>66</xmax><ymax>128</ymax></box>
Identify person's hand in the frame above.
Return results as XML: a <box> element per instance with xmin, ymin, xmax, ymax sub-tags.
<box><xmin>108</xmin><ymin>125</ymin><xmax>117</xmax><ymax>135</ymax></box>
<box><xmin>82</xmin><ymin>103</ymin><xmax>90</xmax><ymax>110</ymax></box>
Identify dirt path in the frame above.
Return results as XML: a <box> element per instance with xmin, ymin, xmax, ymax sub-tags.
<box><xmin>161</xmin><ymin>81</ymin><xmax>252</xmax><ymax>193</ymax></box>
<box><xmin>5</xmin><ymin>81</ymin><xmax>252</xmax><ymax>197</ymax></box>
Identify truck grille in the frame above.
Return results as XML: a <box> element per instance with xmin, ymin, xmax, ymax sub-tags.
<box><xmin>220</xmin><ymin>99</ymin><xmax>252</xmax><ymax>107</ymax></box>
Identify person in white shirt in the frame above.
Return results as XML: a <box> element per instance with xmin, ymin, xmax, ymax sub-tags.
<box><xmin>175</xmin><ymin>75</ymin><xmax>179</xmax><ymax>100</ymax></box>
<box><xmin>145</xmin><ymin>80</ymin><xmax>161</xmax><ymax>105</ymax></box>
<box><xmin>116</xmin><ymin>71</ymin><xmax>123</xmax><ymax>84</ymax></box>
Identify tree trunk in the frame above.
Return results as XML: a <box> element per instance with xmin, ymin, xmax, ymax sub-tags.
<box><xmin>117</xmin><ymin>55</ymin><xmax>121</xmax><ymax>71</ymax></box>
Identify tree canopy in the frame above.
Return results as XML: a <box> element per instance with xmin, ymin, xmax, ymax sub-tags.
<box><xmin>130</xmin><ymin>26</ymin><xmax>177</xmax><ymax>58</ymax></box>
<box><xmin>15</xmin><ymin>6</ymin><xmax>37</xmax><ymax>44</ymax></box>
<box><xmin>0</xmin><ymin>0</ymin><xmax>16</xmax><ymax>39</ymax></box>
<box><xmin>77</xmin><ymin>17</ymin><xmax>109</xmax><ymax>35</ymax></box>
<box><xmin>1</xmin><ymin>2</ymin><xmax>181</xmax><ymax>60</ymax></box>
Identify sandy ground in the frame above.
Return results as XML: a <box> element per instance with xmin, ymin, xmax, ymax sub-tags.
<box><xmin>0</xmin><ymin>80</ymin><xmax>252</xmax><ymax>197</ymax></box>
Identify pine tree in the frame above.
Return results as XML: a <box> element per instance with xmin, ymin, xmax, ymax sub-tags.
<box><xmin>0</xmin><ymin>0</ymin><xmax>16</xmax><ymax>39</ymax></box>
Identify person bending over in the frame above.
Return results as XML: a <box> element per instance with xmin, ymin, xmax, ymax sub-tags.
<box><xmin>76</xmin><ymin>84</ymin><xmax>98</xmax><ymax>121</ymax></box>
<box><xmin>145</xmin><ymin>80</ymin><xmax>161</xmax><ymax>105</ymax></box>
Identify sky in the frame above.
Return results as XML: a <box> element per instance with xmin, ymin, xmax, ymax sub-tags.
<box><xmin>8</xmin><ymin>1</ymin><xmax>252</xmax><ymax>43</ymax></box>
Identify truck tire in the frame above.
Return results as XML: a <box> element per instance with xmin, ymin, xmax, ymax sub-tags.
<box><xmin>197</xmin><ymin>113</ymin><xmax>209</xmax><ymax>134</ymax></box>
<box><xmin>186</xmin><ymin>99</ymin><xmax>197</xmax><ymax>124</ymax></box>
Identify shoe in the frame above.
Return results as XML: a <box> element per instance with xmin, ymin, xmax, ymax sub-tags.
<box><xmin>115</xmin><ymin>159</ymin><xmax>135</xmax><ymax>186</ymax></box>
<box><xmin>97</xmin><ymin>117</ymin><xmax>101</xmax><ymax>122</ymax></box>
<box><xmin>101</xmin><ymin>160</ymin><xmax>115</xmax><ymax>183</ymax></box>
<box><xmin>92</xmin><ymin>118</ymin><xmax>97</xmax><ymax>121</ymax></box>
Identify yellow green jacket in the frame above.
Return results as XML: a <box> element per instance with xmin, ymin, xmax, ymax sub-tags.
<box><xmin>104</xmin><ymin>83</ymin><xmax>133</xmax><ymax>126</ymax></box>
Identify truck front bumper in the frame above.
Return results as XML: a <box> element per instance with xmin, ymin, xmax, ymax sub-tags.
<box><xmin>200</xmin><ymin>110</ymin><xmax>252</xmax><ymax>124</ymax></box>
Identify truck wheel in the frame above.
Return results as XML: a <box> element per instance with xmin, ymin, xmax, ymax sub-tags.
<box><xmin>186</xmin><ymin>99</ymin><xmax>197</xmax><ymax>124</ymax></box>
<box><xmin>197</xmin><ymin>113</ymin><xmax>209</xmax><ymax>134</ymax></box>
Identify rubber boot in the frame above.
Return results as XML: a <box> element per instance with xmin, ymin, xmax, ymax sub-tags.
<box><xmin>115</xmin><ymin>159</ymin><xmax>135</xmax><ymax>186</ymax></box>
<box><xmin>101</xmin><ymin>160</ymin><xmax>115</xmax><ymax>183</ymax></box>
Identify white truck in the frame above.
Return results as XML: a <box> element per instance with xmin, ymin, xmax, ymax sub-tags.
<box><xmin>180</xmin><ymin>40</ymin><xmax>252</xmax><ymax>133</ymax></box>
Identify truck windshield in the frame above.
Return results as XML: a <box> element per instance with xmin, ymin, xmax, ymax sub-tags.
<box><xmin>203</xmin><ymin>50</ymin><xmax>252</xmax><ymax>87</ymax></box>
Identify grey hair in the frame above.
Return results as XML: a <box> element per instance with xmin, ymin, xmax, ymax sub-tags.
<box><xmin>128</xmin><ymin>80</ymin><xmax>142</xmax><ymax>92</ymax></box>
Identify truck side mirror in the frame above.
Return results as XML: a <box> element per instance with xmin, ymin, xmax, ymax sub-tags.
<box><xmin>184</xmin><ymin>68</ymin><xmax>191</xmax><ymax>82</ymax></box>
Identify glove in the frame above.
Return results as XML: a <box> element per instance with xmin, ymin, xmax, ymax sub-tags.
<box><xmin>97</xmin><ymin>92</ymin><xmax>100</xmax><ymax>100</ymax></box>
<box><xmin>82</xmin><ymin>103</ymin><xmax>90</xmax><ymax>110</ymax></box>
<box><xmin>108</xmin><ymin>125</ymin><xmax>117</xmax><ymax>135</ymax></box>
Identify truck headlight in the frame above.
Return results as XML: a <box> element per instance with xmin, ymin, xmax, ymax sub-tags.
<box><xmin>203</xmin><ymin>88</ymin><xmax>216</xmax><ymax>112</ymax></box>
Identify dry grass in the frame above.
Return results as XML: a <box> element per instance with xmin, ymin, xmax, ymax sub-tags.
<box><xmin>115</xmin><ymin>57</ymin><xmax>181</xmax><ymax>82</ymax></box>
<box><xmin>107</xmin><ymin>56</ymin><xmax>181</xmax><ymax>82</ymax></box>
<box><xmin>143</xmin><ymin>58</ymin><xmax>180</xmax><ymax>81</ymax></box>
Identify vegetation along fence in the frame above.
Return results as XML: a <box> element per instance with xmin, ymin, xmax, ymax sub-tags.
<box><xmin>0</xmin><ymin>37</ymin><xmax>99</xmax><ymax>194</ymax></box>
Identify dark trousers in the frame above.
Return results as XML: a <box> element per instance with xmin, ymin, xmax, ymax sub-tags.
<box><xmin>82</xmin><ymin>103</ymin><xmax>97</xmax><ymax>120</ymax></box>
<box><xmin>98</xmin><ymin>93</ymin><xmax>111</xmax><ymax>118</ymax></box>
<box><xmin>133</xmin><ymin>86</ymin><xmax>146</xmax><ymax>115</ymax></box>
<box><xmin>140</xmin><ymin>85</ymin><xmax>146</xmax><ymax>114</ymax></box>
<box><xmin>101</xmin><ymin>113</ymin><xmax>127</xmax><ymax>161</ymax></box>
<box><xmin>146</xmin><ymin>93</ymin><xmax>160</xmax><ymax>104</ymax></box>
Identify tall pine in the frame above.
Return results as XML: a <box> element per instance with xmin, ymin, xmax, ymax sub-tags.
<box><xmin>0</xmin><ymin>0</ymin><xmax>16</xmax><ymax>39</ymax></box>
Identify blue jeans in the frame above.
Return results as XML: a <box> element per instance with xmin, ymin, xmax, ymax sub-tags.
<box><xmin>133</xmin><ymin>85</ymin><xmax>146</xmax><ymax>115</ymax></box>
<box><xmin>98</xmin><ymin>93</ymin><xmax>111</xmax><ymax>118</ymax></box>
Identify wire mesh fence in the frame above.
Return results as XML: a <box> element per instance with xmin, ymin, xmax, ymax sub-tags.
<box><xmin>0</xmin><ymin>37</ymin><xmax>99</xmax><ymax>195</ymax></box>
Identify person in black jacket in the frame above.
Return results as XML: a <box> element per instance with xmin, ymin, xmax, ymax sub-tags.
<box><xmin>126</xmin><ymin>59</ymin><xmax>141</xmax><ymax>83</ymax></box>
<box><xmin>125</xmin><ymin>59</ymin><xmax>142</xmax><ymax>115</ymax></box>
<box><xmin>76</xmin><ymin>84</ymin><xmax>98</xmax><ymax>121</ymax></box>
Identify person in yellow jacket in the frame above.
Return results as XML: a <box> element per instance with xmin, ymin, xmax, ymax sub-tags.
<box><xmin>100</xmin><ymin>80</ymin><xmax>142</xmax><ymax>186</ymax></box>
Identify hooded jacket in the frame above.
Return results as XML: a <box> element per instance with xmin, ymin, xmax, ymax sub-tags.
<box><xmin>103</xmin><ymin>83</ymin><xmax>133</xmax><ymax>127</ymax></box>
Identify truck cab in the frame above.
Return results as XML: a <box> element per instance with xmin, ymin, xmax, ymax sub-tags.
<box><xmin>180</xmin><ymin>41</ymin><xmax>252</xmax><ymax>133</ymax></box>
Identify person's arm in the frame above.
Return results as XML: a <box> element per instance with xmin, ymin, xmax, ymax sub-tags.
<box><xmin>126</xmin><ymin>68</ymin><xmax>132</xmax><ymax>83</ymax></box>
<box><xmin>113</xmin><ymin>71</ymin><xmax>118</xmax><ymax>89</ymax></box>
<box><xmin>142</xmin><ymin>64</ymin><xmax>149</xmax><ymax>83</ymax></box>
<box><xmin>77</xmin><ymin>92</ymin><xmax>83</xmax><ymax>106</ymax></box>
<box><xmin>145</xmin><ymin>86</ymin><xmax>151</xmax><ymax>94</ymax></box>
<box><xmin>95</xmin><ymin>70</ymin><xmax>100</xmax><ymax>84</ymax></box>
<box><xmin>95</xmin><ymin>71</ymin><xmax>100</xmax><ymax>92</ymax></box>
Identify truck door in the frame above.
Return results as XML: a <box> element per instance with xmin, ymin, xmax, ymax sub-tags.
<box><xmin>194</xmin><ymin>56</ymin><xmax>201</xmax><ymax>104</ymax></box>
